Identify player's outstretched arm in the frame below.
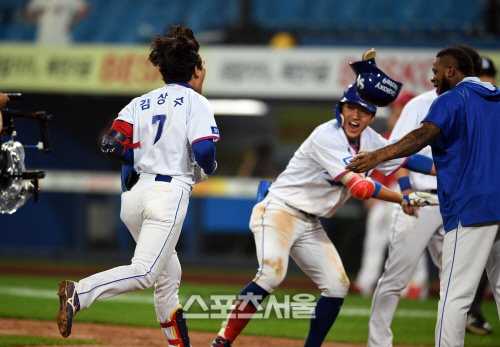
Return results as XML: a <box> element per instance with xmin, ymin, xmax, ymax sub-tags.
<box><xmin>346</xmin><ymin>122</ymin><xmax>441</xmax><ymax>173</ymax></box>
<box><xmin>374</xmin><ymin>184</ymin><xmax>438</xmax><ymax>207</ymax></box>
<box><xmin>338</xmin><ymin>171</ymin><xmax>438</xmax><ymax>206</ymax></box>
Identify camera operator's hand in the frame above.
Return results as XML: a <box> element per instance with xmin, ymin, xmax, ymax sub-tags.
<box><xmin>0</xmin><ymin>92</ymin><xmax>9</xmax><ymax>133</ymax></box>
<box><xmin>0</xmin><ymin>93</ymin><xmax>9</xmax><ymax>109</ymax></box>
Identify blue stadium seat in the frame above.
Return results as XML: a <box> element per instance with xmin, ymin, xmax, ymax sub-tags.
<box><xmin>251</xmin><ymin>0</ymin><xmax>303</xmax><ymax>31</ymax></box>
<box><xmin>0</xmin><ymin>0</ymin><xmax>489</xmax><ymax>44</ymax></box>
<box><xmin>1</xmin><ymin>23</ymin><xmax>35</xmax><ymax>42</ymax></box>
<box><xmin>449</xmin><ymin>0</ymin><xmax>485</xmax><ymax>35</ymax></box>
<box><xmin>0</xmin><ymin>0</ymin><xmax>34</xmax><ymax>42</ymax></box>
<box><xmin>313</xmin><ymin>0</ymin><xmax>362</xmax><ymax>34</ymax></box>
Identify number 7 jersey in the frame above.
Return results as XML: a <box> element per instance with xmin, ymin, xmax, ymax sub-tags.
<box><xmin>116</xmin><ymin>83</ymin><xmax>220</xmax><ymax>185</ymax></box>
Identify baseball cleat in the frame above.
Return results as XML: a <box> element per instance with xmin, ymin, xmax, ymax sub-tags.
<box><xmin>57</xmin><ymin>280</ymin><xmax>80</xmax><ymax>338</ymax></box>
<box><xmin>210</xmin><ymin>336</ymin><xmax>231</xmax><ymax>347</ymax></box>
<box><xmin>466</xmin><ymin>313</ymin><xmax>492</xmax><ymax>335</ymax></box>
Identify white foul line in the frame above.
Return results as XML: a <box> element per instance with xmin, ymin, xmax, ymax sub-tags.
<box><xmin>0</xmin><ymin>285</ymin><xmax>436</xmax><ymax>318</ymax></box>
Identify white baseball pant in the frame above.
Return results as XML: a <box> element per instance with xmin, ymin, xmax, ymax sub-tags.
<box><xmin>250</xmin><ymin>196</ymin><xmax>350</xmax><ymax>298</ymax></box>
<box><xmin>356</xmin><ymin>201</ymin><xmax>393</xmax><ymax>296</ymax></box>
<box><xmin>75</xmin><ymin>173</ymin><xmax>190</xmax><ymax>323</ymax></box>
<box><xmin>368</xmin><ymin>200</ymin><xmax>445</xmax><ymax>347</ymax></box>
<box><xmin>357</xmin><ymin>200</ymin><xmax>429</xmax><ymax>298</ymax></box>
<box><xmin>436</xmin><ymin>221</ymin><xmax>500</xmax><ymax>347</ymax></box>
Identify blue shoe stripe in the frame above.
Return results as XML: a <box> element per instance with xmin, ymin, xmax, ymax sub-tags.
<box><xmin>438</xmin><ymin>225</ymin><xmax>459</xmax><ymax>347</ymax></box>
<box><xmin>79</xmin><ymin>190</ymin><xmax>184</xmax><ymax>296</ymax></box>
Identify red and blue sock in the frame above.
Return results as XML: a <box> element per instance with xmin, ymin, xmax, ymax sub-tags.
<box><xmin>219</xmin><ymin>281</ymin><xmax>270</xmax><ymax>342</ymax></box>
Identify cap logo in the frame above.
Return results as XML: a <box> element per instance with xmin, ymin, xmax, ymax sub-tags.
<box><xmin>375</xmin><ymin>77</ymin><xmax>398</xmax><ymax>97</ymax></box>
<box><xmin>356</xmin><ymin>75</ymin><xmax>365</xmax><ymax>89</ymax></box>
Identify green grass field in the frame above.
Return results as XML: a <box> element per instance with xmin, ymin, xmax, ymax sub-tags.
<box><xmin>0</xmin><ymin>273</ymin><xmax>499</xmax><ymax>346</ymax></box>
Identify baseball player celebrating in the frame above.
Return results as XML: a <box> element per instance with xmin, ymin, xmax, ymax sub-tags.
<box><xmin>366</xmin><ymin>45</ymin><xmax>492</xmax><ymax>347</ymax></box>
<box><xmin>346</xmin><ymin>46</ymin><xmax>500</xmax><ymax>347</ymax></box>
<box><xmin>210</xmin><ymin>54</ymin><xmax>439</xmax><ymax>345</ymax></box>
<box><xmin>56</xmin><ymin>25</ymin><xmax>219</xmax><ymax>347</ymax></box>
<box><xmin>354</xmin><ymin>92</ymin><xmax>431</xmax><ymax>299</ymax></box>
<box><xmin>367</xmin><ymin>87</ymin><xmax>444</xmax><ymax>347</ymax></box>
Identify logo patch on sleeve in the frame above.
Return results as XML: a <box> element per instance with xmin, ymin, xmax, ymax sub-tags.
<box><xmin>211</xmin><ymin>126</ymin><xmax>219</xmax><ymax>135</ymax></box>
<box><xmin>342</xmin><ymin>156</ymin><xmax>354</xmax><ymax>165</ymax></box>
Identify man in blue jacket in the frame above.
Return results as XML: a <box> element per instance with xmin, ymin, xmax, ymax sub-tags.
<box><xmin>345</xmin><ymin>46</ymin><xmax>500</xmax><ymax>347</ymax></box>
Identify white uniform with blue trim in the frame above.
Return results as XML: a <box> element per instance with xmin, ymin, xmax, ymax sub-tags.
<box><xmin>422</xmin><ymin>78</ymin><xmax>500</xmax><ymax>347</ymax></box>
<box><xmin>252</xmin><ymin>119</ymin><xmax>406</xmax><ymax>297</ymax></box>
<box><xmin>367</xmin><ymin>90</ymin><xmax>445</xmax><ymax>347</ymax></box>
<box><xmin>117</xmin><ymin>83</ymin><xmax>220</xmax><ymax>184</ymax></box>
<box><xmin>74</xmin><ymin>83</ymin><xmax>219</xmax><ymax>336</ymax></box>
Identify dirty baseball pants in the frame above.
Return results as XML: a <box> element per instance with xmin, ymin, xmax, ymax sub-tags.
<box><xmin>435</xmin><ymin>221</ymin><xmax>500</xmax><ymax>347</ymax></box>
<box><xmin>251</xmin><ymin>195</ymin><xmax>349</xmax><ymax>299</ymax></box>
<box><xmin>74</xmin><ymin>173</ymin><xmax>191</xmax><ymax>325</ymax></box>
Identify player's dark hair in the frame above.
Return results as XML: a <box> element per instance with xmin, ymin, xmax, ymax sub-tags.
<box><xmin>436</xmin><ymin>47</ymin><xmax>474</xmax><ymax>77</ymax></box>
<box><xmin>454</xmin><ymin>44</ymin><xmax>482</xmax><ymax>76</ymax></box>
<box><xmin>149</xmin><ymin>24</ymin><xmax>202</xmax><ymax>84</ymax></box>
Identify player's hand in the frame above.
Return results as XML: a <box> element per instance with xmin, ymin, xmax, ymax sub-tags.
<box><xmin>193</xmin><ymin>161</ymin><xmax>217</xmax><ymax>184</ymax></box>
<box><xmin>401</xmin><ymin>189</ymin><xmax>420</xmax><ymax>217</ymax></box>
<box><xmin>401</xmin><ymin>191</ymin><xmax>439</xmax><ymax>207</ymax></box>
<box><xmin>345</xmin><ymin>151</ymin><xmax>382</xmax><ymax>173</ymax></box>
<box><xmin>193</xmin><ymin>162</ymin><xmax>209</xmax><ymax>183</ymax></box>
<box><xmin>0</xmin><ymin>93</ymin><xmax>10</xmax><ymax>109</ymax></box>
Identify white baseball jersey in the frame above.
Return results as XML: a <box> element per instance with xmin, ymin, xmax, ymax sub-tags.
<box><xmin>389</xmin><ymin>89</ymin><xmax>438</xmax><ymax>191</ymax></box>
<box><xmin>27</xmin><ymin>0</ymin><xmax>87</xmax><ymax>45</ymax></box>
<box><xmin>269</xmin><ymin>119</ymin><xmax>406</xmax><ymax>218</ymax></box>
<box><xmin>368</xmin><ymin>89</ymin><xmax>445</xmax><ymax>347</ymax></box>
<box><xmin>117</xmin><ymin>83</ymin><xmax>220</xmax><ymax>185</ymax></box>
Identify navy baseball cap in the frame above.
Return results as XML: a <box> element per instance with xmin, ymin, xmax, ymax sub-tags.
<box><xmin>481</xmin><ymin>57</ymin><xmax>497</xmax><ymax>77</ymax></box>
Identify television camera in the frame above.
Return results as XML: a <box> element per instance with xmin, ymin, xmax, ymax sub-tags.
<box><xmin>0</xmin><ymin>93</ymin><xmax>52</xmax><ymax>214</ymax></box>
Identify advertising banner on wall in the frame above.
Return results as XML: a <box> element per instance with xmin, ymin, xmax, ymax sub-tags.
<box><xmin>0</xmin><ymin>44</ymin><xmax>164</xmax><ymax>95</ymax></box>
<box><xmin>1</xmin><ymin>44</ymin><xmax>499</xmax><ymax>99</ymax></box>
<box><xmin>204</xmin><ymin>46</ymin><xmax>439</xmax><ymax>99</ymax></box>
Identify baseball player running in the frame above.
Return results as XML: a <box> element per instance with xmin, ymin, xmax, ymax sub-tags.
<box><xmin>56</xmin><ymin>25</ymin><xmax>219</xmax><ymax>347</ymax></box>
<box><xmin>210</xmin><ymin>76</ymin><xmax>438</xmax><ymax>347</ymax></box>
<box><xmin>346</xmin><ymin>46</ymin><xmax>500</xmax><ymax>347</ymax></box>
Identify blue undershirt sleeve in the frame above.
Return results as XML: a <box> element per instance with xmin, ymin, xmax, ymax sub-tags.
<box><xmin>192</xmin><ymin>139</ymin><xmax>216</xmax><ymax>174</ymax></box>
<box><xmin>403</xmin><ymin>154</ymin><xmax>433</xmax><ymax>174</ymax></box>
<box><xmin>118</xmin><ymin>148</ymin><xmax>134</xmax><ymax>166</ymax></box>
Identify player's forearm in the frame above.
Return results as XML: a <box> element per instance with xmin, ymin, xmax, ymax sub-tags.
<box><xmin>395</xmin><ymin>167</ymin><xmax>410</xmax><ymax>180</ymax></box>
<box><xmin>374</xmin><ymin>185</ymin><xmax>404</xmax><ymax>204</ymax></box>
<box><xmin>395</xmin><ymin>168</ymin><xmax>414</xmax><ymax>194</ymax></box>
<box><xmin>429</xmin><ymin>164</ymin><xmax>436</xmax><ymax>176</ymax></box>
<box><xmin>380</xmin><ymin>122</ymin><xmax>440</xmax><ymax>161</ymax></box>
<box><xmin>193</xmin><ymin>139</ymin><xmax>216</xmax><ymax>174</ymax></box>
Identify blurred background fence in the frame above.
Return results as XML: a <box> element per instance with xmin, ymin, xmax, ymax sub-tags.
<box><xmin>1</xmin><ymin>0</ymin><xmax>499</xmax><ymax>277</ymax></box>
